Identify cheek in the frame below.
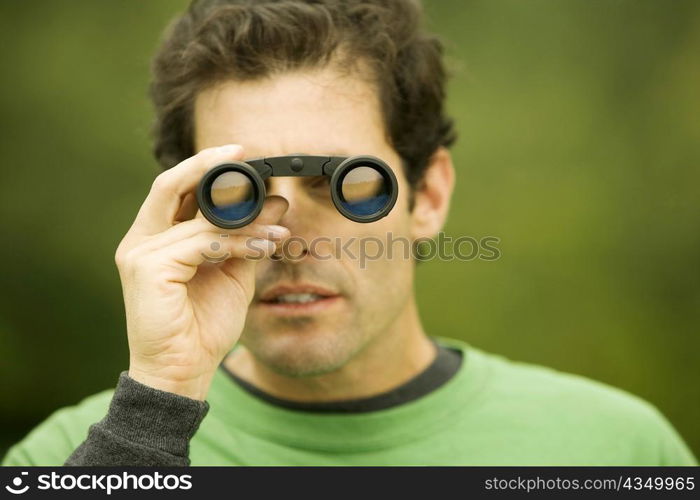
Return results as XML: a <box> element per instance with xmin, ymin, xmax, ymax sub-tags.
<box><xmin>335</xmin><ymin>207</ymin><xmax>415</xmax><ymax>306</ymax></box>
<box><xmin>343</xmin><ymin>239</ymin><xmax>414</xmax><ymax>328</ymax></box>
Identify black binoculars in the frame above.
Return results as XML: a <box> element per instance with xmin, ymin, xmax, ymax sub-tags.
<box><xmin>196</xmin><ymin>154</ymin><xmax>398</xmax><ymax>229</ymax></box>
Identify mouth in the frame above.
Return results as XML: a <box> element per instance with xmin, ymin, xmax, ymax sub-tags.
<box><xmin>256</xmin><ymin>283</ymin><xmax>343</xmax><ymax>316</ymax></box>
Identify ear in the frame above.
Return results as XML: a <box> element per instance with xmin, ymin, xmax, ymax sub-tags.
<box><xmin>410</xmin><ymin>146</ymin><xmax>455</xmax><ymax>240</ymax></box>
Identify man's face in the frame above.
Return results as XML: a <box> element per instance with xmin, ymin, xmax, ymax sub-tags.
<box><xmin>194</xmin><ymin>67</ymin><xmax>416</xmax><ymax>376</ymax></box>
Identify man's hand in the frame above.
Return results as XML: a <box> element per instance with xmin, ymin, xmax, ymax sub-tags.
<box><xmin>115</xmin><ymin>145</ymin><xmax>289</xmax><ymax>400</ymax></box>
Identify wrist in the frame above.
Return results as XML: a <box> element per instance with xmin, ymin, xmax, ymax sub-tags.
<box><xmin>127</xmin><ymin>365</ymin><xmax>215</xmax><ymax>401</ymax></box>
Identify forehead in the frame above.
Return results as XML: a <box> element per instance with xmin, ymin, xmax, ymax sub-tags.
<box><xmin>193</xmin><ymin>67</ymin><xmax>390</xmax><ymax>159</ymax></box>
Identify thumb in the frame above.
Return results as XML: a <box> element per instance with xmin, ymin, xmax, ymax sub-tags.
<box><xmin>253</xmin><ymin>195</ymin><xmax>290</xmax><ymax>228</ymax></box>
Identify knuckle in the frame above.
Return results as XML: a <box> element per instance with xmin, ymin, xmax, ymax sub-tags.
<box><xmin>114</xmin><ymin>248</ymin><xmax>126</xmax><ymax>267</ymax></box>
<box><xmin>114</xmin><ymin>240</ymin><xmax>131</xmax><ymax>268</ymax></box>
<box><xmin>120</xmin><ymin>247</ymin><xmax>146</xmax><ymax>272</ymax></box>
<box><xmin>151</xmin><ymin>171</ymin><xmax>175</xmax><ymax>194</ymax></box>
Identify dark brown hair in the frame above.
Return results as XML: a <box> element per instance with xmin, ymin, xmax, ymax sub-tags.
<box><xmin>150</xmin><ymin>0</ymin><xmax>456</xmax><ymax>189</ymax></box>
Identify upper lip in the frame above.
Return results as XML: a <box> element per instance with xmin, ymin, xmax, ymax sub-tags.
<box><xmin>258</xmin><ymin>282</ymin><xmax>340</xmax><ymax>302</ymax></box>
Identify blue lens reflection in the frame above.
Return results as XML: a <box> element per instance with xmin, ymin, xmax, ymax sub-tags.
<box><xmin>339</xmin><ymin>166</ymin><xmax>389</xmax><ymax>217</ymax></box>
<box><xmin>210</xmin><ymin>171</ymin><xmax>257</xmax><ymax>221</ymax></box>
<box><xmin>340</xmin><ymin>193</ymin><xmax>390</xmax><ymax>216</ymax></box>
<box><xmin>211</xmin><ymin>199</ymin><xmax>257</xmax><ymax>220</ymax></box>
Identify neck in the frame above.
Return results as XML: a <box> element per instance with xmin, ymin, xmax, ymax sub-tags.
<box><xmin>224</xmin><ymin>296</ymin><xmax>435</xmax><ymax>402</ymax></box>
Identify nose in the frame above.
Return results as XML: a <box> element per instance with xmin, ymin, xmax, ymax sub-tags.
<box><xmin>265</xmin><ymin>176</ymin><xmax>294</xmax><ymax>206</ymax></box>
<box><xmin>265</xmin><ymin>177</ymin><xmax>312</xmax><ymax>260</ymax></box>
<box><xmin>265</xmin><ymin>177</ymin><xmax>302</xmax><ymax>227</ymax></box>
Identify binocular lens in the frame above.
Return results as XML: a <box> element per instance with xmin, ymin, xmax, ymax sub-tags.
<box><xmin>209</xmin><ymin>170</ymin><xmax>258</xmax><ymax>222</ymax></box>
<box><xmin>197</xmin><ymin>155</ymin><xmax>397</xmax><ymax>229</ymax></box>
<box><xmin>338</xmin><ymin>166</ymin><xmax>391</xmax><ymax>217</ymax></box>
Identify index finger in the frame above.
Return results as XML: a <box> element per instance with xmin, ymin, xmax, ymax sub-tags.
<box><xmin>129</xmin><ymin>144</ymin><xmax>245</xmax><ymax>237</ymax></box>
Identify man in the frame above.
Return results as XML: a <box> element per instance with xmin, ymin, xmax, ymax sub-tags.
<box><xmin>3</xmin><ymin>0</ymin><xmax>696</xmax><ymax>466</ymax></box>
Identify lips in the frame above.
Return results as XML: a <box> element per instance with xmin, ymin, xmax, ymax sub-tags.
<box><xmin>259</xmin><ymin>283</ymin><xmax>339</xmax><ymax>303</ymax></box>
<box><xmin>268</xmin><ymin>292</ymin><xmax>325</xmax><ymax>304</ymax></box>
<box><xmin>256</xmin><ymin>283</ymin><xmax>342</xmax><ymax>316</ymax></box>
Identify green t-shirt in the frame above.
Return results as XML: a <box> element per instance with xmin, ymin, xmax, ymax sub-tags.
<box><xmin>3</xmin><ymin>337</ymin><xmax>697</xmax><ymax>466</ymax></box>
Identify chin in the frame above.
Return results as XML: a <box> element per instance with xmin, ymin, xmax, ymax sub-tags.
<box><xmin>240</xmin><ymin>323</ymin><xmax>365</xmax><ymax>378</ymax></box>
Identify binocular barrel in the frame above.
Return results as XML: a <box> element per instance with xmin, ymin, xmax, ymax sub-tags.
<box><xmin>196</xmin><ymin>155</ymin><xmax>398</xmax><ymax>229</ymax></box>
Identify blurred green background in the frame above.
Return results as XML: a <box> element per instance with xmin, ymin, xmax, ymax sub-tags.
<box><xmin>1</xmin><ymin>0</ymin><xmax>698</xmax><ymax>460</ymax></box>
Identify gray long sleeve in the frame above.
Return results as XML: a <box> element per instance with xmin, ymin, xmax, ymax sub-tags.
<box><xmin>65</xmin><ymin>371</ymin><xmax>209</xmax><ymax>466</ymax></box>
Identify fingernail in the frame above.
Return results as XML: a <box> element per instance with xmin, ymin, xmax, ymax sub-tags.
<box><xmin>263</xmin><ymin>225</ymin><xmax>289</xmax><ymax>240</ymax></box>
